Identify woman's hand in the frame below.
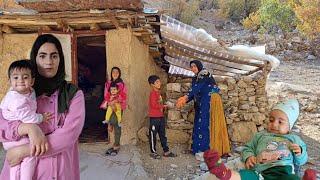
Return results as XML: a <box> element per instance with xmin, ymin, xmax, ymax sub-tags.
<box><xmin>42</xmin><ymin>112</ymin><xmax>53</xmax><ymax>122</ymax></box>
<box><xmin>176</xmin><ymin>95</ymin><xmax>188</xmax><ymax>108</ymax></box>
<box><xmin>18</xmin><ymin>123</ymin><xmax>49</xmax><ymax>156</ymax></box>
<box><xmin>245</xmin><ymin>156</ymin><xmax>257</xmax><ymax>169</ymax></box>
<box><xmin>7</xmin><ymin>145</ymin><xmax>29</xmax><ymax>167</ymax></box>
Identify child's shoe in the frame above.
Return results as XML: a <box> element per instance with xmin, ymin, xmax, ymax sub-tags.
<box><xmin>163</xmin><ymin>152</ymin><xmax>177</xmax><ymax>157</ymax></box>
<box><xmin>150</xmin><ymin>153</ymin><xmax>161</xmax><ymax>159</ymax></box>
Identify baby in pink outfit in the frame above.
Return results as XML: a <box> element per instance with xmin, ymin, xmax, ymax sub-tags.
<box><xmin>0</xmin><ymin>60</ymin><xmax>52</xmax><ymax>180</ymax></box>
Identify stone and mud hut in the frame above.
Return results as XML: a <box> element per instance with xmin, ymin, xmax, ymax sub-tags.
<box><xmin>0</xmin><ymin>0</ymin><xmax>277</xmax><ymax>147</ymax></box>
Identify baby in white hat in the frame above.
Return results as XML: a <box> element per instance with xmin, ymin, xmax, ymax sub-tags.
<box><xmin>203</xmin><ymin>99</ymin><xmax>308</xmax><ymax>180</ymax></box>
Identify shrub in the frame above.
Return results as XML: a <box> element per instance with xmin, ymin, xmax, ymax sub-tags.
<box><xmin>164</xmin><ymin>0</ymin><xmax>200</xmax><ymax>25</ymax></box>
<box><xmin>218</xmin><ymin>0</ymin><xmax>261</xmax><ymax>21</ymax></box>
<box><xmin>259</xmin><ymin>0</ymin><xmax>297</xmax><ymax>35</ymax></box>
<box><xmin>293</xmin><ymin>0</ymin><xmax>320</xmax><ymax>39</ymax></box>
<box><xmin>180</xmin><ymin>0</ymin><xmax>201</xmax><ymax>24</ymax></box>
<box><xmin>242</xmin><ymin>11</ymin><xmax>260</xmax><ymax>31</ymax></box>
<box><xmin>199</xmin><ymin>0</ymin><xmax>219</xmax><ymax>10</ymax></box>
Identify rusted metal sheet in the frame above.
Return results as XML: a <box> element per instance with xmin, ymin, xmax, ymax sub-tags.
<box><xmin>17</xmin><ymin>0</ymin><xmax>143</xmax><ymax>12</ymax></box>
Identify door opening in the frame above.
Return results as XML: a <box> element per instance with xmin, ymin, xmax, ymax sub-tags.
<box><xmin>77</xmin><ymin>35</ymin><xmax>107</xmax><ymax>143</ymax></box>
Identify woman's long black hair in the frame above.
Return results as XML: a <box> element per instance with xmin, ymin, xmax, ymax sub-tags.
<box><xmin>30</xmin><ymin>34</ymin><xmax>78</xmax><ymax>113</ymax></box>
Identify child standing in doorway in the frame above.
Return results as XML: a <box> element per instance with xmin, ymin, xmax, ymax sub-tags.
<box><xmin>147</xmin><ymin>75</ymin><xmax>176</xmax><ymax>159</ymax></box>
<box><xmin>100</xmin><ymin>67</ymin><xmax>127</xmax><ymax>156</ymax></box>
<box><xmin>0</xmin><ymin>60</ymin><xmax>52</xmax><ymax>180</ymax></box>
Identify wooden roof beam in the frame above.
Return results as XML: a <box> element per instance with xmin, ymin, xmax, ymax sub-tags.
<box><xmin>127</xmin><ymin>17</ymin><xmax>133</xmax><ymax>27</ymax></box>
<box><xmin>39</xmin><ymin>25</ymin><xmax>52</xmax><ymax>31</ymax></box>
<box><xmin>0</xmin><ymin>19</ymin><xmax>57</xmax><ymax>26</ymax></box>
<box><xmin>1</xmin><ymin>25</ymin><xmax>16</xmax><ymax>33</ymax></box>
<box><xmin>109</xmin><ymin>15</ymin><xmax>120</xmax><ymax>29</ymax></box>
<box><xmin>57</xmin><ymin>19</ymin><xmax>73</xmax><ymax>32</ymax></box>
<box><xmin>0</xmin><ymin>25</ymin><xmax>3</xmax><ymax>37</ymax></box>
<box><xmin>90</xmin><ymin>23</ymin><xmax>101</xmax><ymax>31</ymax></box>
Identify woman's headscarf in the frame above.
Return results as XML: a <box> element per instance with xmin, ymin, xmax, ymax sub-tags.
<box><xmin>190</xmin><ymin>59</ymin><xmax>217</xmax><ymax>85</ymax></box>
<box><xmin>190</xmin><ymin>60</ymin><xmax>203</xmax><ymax>73</ymax></box>
<box><xmin>30</xmin><ymin>34</ymin><xmax>78</xmax><ymax>113</ymax></box>
<box><xmin>110</xmin><ymin>66</ymin><xmax>123</xmax><ymax>84</ymax></box>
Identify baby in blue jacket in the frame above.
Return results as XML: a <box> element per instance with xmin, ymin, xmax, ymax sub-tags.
<box><xmin>203</xmin><ymin>99</ymin><xmax>308</xmax><ymax>180</ymax></box>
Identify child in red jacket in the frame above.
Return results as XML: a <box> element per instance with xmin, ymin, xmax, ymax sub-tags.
<box><xmin>148</xmin><ymin>75</ymin><xmax>176</xmax><ymax>159</ymax></box>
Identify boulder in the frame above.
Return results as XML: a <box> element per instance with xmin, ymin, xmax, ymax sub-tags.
<box><xmin>246</xmin><ymin>87</ymin><xmax>255</xmax><ymax>93</ymax></box>
<box><xmin>259</xmin><ymin>107</ymin><xmax>266</xmax><ymax>113</ymax></box>
<box><xmin>226</xmin><ymin>118</ymin><xmax>233</xmax><ymax>124</ymax></box>
<box><xmin>243</xmin><ymin>76</ymin><xmax>253</xmax><ymax>83</ymax></box>
<box><xmin>187</xmin><ymin>111</ymin><xmax>195</xmax><ymax>123</ymax></box>
<box><xmin>182</xmin><ymin>83</ymin><xmax>191</xmax><ymax>89</ymax></box>
<box><xmin>227</xmin><ymin>78</ymin><xmax>236</xmax><ymax>85</ymax></box>
<box><xmin>239</xmin><ymin>104</ymin><xmax>250</xmax><ymax>110</ymax></box>
<box><xmin>228</xmin><ymin>90</ymin><xmax>238</xmax><ymax>97</ymax></box>
<box><xmin>167</xmin><ymin>110</ymin><xmax>181</xmax><ymax>121</ymax></box>
<box><xmin>166</xmin><ymin>92</ymin><xmax>183</xmax><ymax>99</ymax></box>
<box><xmin>239</xmin><ymin>95</ymin><xmax>248</xmax><ymax>101</ymax></box>
<box><xmin>237</xmin><ymin>80</ymin><xmax>247</xmax><ymax>88</ymax></box>
<box><xmin>181</xmin><ymin>112</ymin><xmax>188</xmax><ymax>120</ymax></box>
<box><xmin>252</xmin><ymin>113</ymin><xmax>266</xmax><ymax>125</ymax></box>
<box><xmin>250</xmin><ymin>106</ymin><xmax>259</xmax><ymax>113</ymax></box>
<box><xmin>137</xmin><ymin>126</ymin><xmax>149</xmax><ymax>142</ymax></box>
<box><xmin>292</xmin><ymin>36</ymin><xmax>302</xmax><ymax>43</ymax></box>
<box><xmin>229</xmin><ymin>122</ymin><xmax>257</xmax><ymax>143</ymax></box>
<box><xmin>167</xmin><ymin>83</ymin><xmax>181</xmax><ymax>92</ymax></box>
<box><xmin>168</xmin><ymin>121</ymin><xmax>193</xmax><ymax>130</ymax></box>
<box><xmin>167</xmin><ymin>129</ymin><xmax>190</xmax><ymax>143</ymax></box>
<box><xmin>219</xmin><ymin>84</ymin><xmax>228</xmax><ymax>92</ymax></box>
<box><xmin>243</xmin><ymin>113</ymin><xmax>253</xmax><ymax>121</ymax></box>
<box><xmin>248</xmin><ymin>96</ymin><xmax>256</xmax><ymax>102</ymax></box>
<box><xmin>257</xmin><ymin>125</ymin><xmax>265</xmax><ymax>132</ymax></box>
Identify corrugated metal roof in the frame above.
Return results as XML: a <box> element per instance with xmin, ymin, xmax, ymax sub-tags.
<box><xmin>168</xmin><ymin>65</ymin><xmax>194</xmax><ymax>77</ymax></box>
<box><xmin>160</xmin><ymin>15</ymin><xmax>277</xmax><ymax>77</ymax></box>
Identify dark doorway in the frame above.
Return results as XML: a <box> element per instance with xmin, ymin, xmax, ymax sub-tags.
<box><xmin>77</xmin><ymin>35</ymin><xmax>107</xmax><ymax>143</ymax></box>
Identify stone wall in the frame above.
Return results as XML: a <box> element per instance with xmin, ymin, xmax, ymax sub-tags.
<box><xmin>166</xmin><ymin>70</ymin><xmax>270</xmax><ymax>144</ymax></box>
<box><xmin>138</xmin><ymin>68</ymin><xmax>271</xmax><ymax>144</ymax></box>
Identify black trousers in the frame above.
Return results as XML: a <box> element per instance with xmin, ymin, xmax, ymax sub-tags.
<box><xmin>149</xmin><ymin>117</ymin><xmax>169</xmax><ymax>153</ymax></box>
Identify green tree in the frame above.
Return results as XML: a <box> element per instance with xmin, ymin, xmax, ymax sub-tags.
<box><xmin>259</xmin><ymin>0</ymin><xmax>297</xmax><ymax>35</ymax></box>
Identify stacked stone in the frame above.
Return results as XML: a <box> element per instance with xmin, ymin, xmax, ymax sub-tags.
<box><xmin>164</xmin><ymin>71</ymin><xmax>269</xmax><ymax>144</ymax></box>
<box><xmin>165</xmin><ymin>78</ymin><xmax>194</xmax><ymax>144</ymax></box>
